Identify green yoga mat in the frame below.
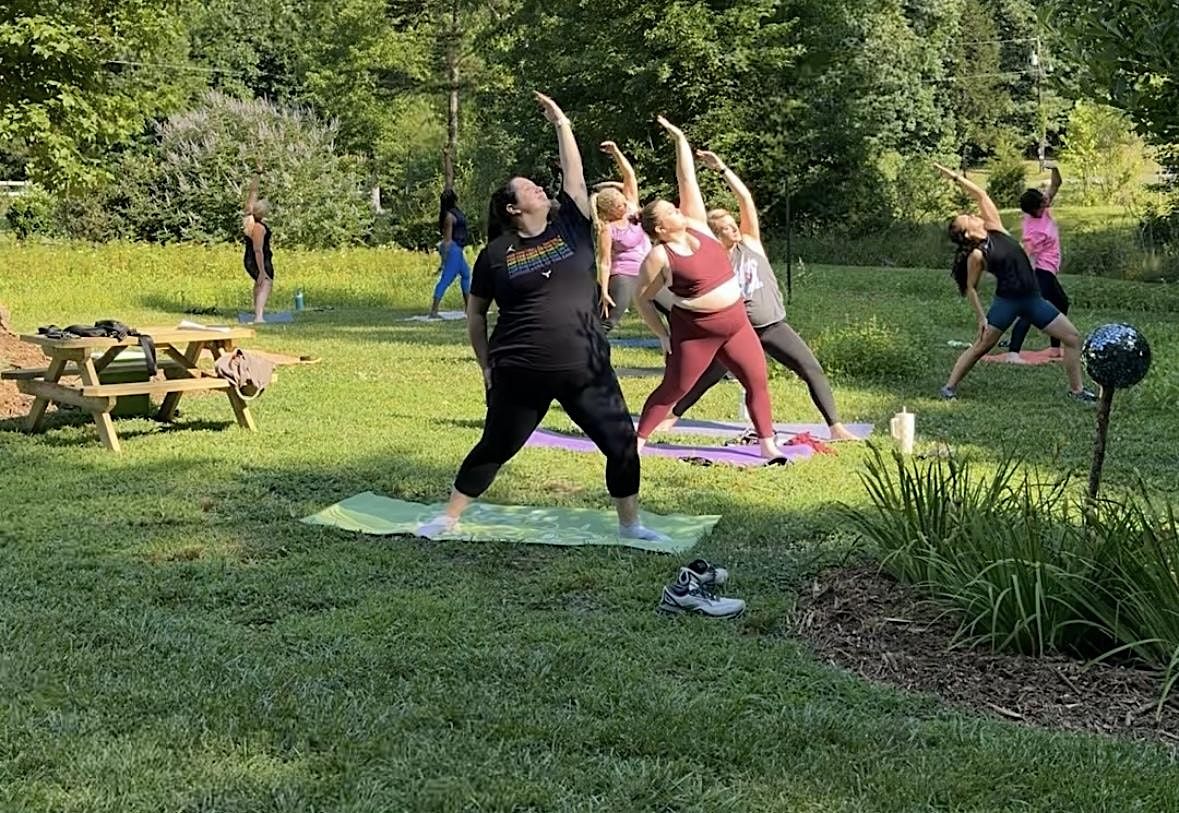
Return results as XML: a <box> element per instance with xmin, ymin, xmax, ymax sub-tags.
<box><xmin>301</xmin><ymin>492</ymin><xmax>718</xmax><ymax>554</ymax></box>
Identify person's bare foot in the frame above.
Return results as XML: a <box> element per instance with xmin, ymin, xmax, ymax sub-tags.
<box><xmin>1005</xmin><ymin>352</ymin><xmax>1026</xmax><ymax>364</ymax></box>
<box><xmin>758</xmin><ymin>436</ymin><xmax>786</xmax><ymax>461</ymax></box>
<box><xmin>655</xmin><ymin>415</ymin><xmax>678</xmax><ymax>433</ymax></box>
<box><xmin>828</xmin><ymin>423</ymin><xmax>861</xmax><ymax>441</ymax></box>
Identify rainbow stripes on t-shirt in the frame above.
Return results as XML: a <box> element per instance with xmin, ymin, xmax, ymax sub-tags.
<box><xmin>506</xmin><ymin>235</ymin><xmax>574</xmax><ymax>278</ymax></box>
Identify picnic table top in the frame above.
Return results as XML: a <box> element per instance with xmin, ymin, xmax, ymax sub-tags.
<box><xmin>20</xmin><ymin>326</ymin><xmax>255</xmax><ymax>350</ymax></box>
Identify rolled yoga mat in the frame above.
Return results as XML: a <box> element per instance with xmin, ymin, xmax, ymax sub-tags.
<box><xmin>301</xmin><ymin>491</ymin><xmax>718</xmax><ymax>554</ymax></box>
<box><xmin>527</xmin><ymin>428</ymin><xmax>814</xmax><ymax>467</ymax></box>
<box><xmin>634</xmin><ymin>416</ymin><xmax>875</xmax><ymax>441</ymax></box>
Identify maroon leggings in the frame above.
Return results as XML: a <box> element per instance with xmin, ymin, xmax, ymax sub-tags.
<box><xmin>637</xmin><ymin>301</ymin><xmax>774</xmax><ymax>439</ymax></box>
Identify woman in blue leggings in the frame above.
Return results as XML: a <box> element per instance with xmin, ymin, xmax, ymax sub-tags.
<box><xmin>429</xmin><ymin>188</ymin><xmax>471</xmax><ymax>318</ymax></box>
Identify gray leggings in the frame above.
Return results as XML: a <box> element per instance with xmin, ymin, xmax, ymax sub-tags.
<box><xmin>601</xmin><ymin>274</ymin><xmax>640</xmax><ymax>333</ymax></box>
<box><xmin>672</xmin><ymin>320</ymin><xmax>841</xmax><ymax>426</ymax></box>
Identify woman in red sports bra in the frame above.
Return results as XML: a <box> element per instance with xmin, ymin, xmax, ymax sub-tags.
<box><xmin>632</xmin><ymin>117</ymin><xmax>786</xmax><ymax>463</ymax></box>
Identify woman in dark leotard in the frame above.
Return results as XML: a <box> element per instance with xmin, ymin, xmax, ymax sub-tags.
<box><xmin>935</xmin><ymin>163</ymin><xmax>1094</xmax><ymax>402</ymax></box>
<box><xmin>632</xmin><ymin>117</ymin><xmax>786</xmax><ymax>462</ymax></box>
<box><xmin>242</xmin><ymin>164</ymin><xmax>274</xmax><ymax>324</ymax></box>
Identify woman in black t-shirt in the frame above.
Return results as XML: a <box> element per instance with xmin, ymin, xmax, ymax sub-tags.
<box><xmin>415</xmin><ymin>93</ymin><xmax>667</xmax><ymax>545</ymax></box>
<box><xmin>935</xmin><ymin>163</ymin><xmax>1094</xmax><ymax>403</ymax></box>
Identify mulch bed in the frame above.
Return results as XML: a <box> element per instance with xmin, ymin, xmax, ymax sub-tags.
<box><xmin>793</xmin><ymin>566</ymin><xmax>1179</xmax><ymax>747</ymax></box>
<box><xmin>0</xmin><ymin>327</ymin><xmax>48</xmax><ymax>420</ymax></box>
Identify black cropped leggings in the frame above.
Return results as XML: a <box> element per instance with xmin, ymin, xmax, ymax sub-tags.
<box><xmin>454</xmin><ymin>365</ymin><xmax>640</xmax><ymax>499</ymax></box>
<box><xmin>672</xmin><ymin>320</ymin><xmax>841</xmax><ymax>426</ymax></box>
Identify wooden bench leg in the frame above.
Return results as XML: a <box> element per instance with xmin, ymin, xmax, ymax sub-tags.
<box><xmin>24</xmin><ymin>356</ymin><xmax>68</xmax><ymax>433</ymax></box>
<box><xmin>226</xmin><ymin>389</ymin><xmax>257</xmax><ymax>431</ymax></box>
<box><xmin>77</xmin><ymin>357</ymin><xmax>123</xmax><ymax>453</ymax></box>
<box><xmin>207</xmin><ymin>342</ymin><xmax>257</xmax><ymax>431</ymax></box>
<box><xmin>158</xmin><ymin>342</ymin><xmax>204</xmax><ymax>421</ymax></box>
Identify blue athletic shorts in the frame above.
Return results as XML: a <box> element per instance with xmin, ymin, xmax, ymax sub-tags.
<box><xmin>987</xmin><ymin>295</ymin><xmax>1060</xmax><ymax>332</ymax></box>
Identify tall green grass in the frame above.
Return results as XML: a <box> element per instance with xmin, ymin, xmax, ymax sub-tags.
<box><xmin>842</xmin><ymin>448</ymin><xmax>1179</xmax><ymax>712</ymax></box>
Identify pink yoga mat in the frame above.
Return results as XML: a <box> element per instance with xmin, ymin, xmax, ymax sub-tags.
<box><xmin>981</xmin><ymin>349</ymin><xmax>1062</xmax><ymax>366</ymax></box>
<box><xmin>526</xmin><ymin>428</ymin><xmax>814</xmax><ymax>467</ymax></box>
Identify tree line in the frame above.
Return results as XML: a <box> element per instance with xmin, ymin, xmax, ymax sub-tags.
<box><xmin>1</xmin><ymin>0</ymin><xmax>1175</xmax><ymax>247</ymax></box>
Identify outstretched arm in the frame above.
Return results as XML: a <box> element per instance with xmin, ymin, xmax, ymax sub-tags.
<box><xmin>965</xmin><ymin>251</ymin><xmax>987</xmax><ymax>339</ymax></box>
<box><xmin>594</xmin><ymin>220</ymin><xmax>614</xmax><ymax>317</ymax></box>
<box><xmin>1046</xmin><ymin>163</ymin><xmax>1063</xmax><ymax>205</ymax></box>
<box><xmin>698</xmin><ymin>150</ymin><xmax>759</xmax><ymax>242</ymax></box>
<box><xmin>600</xmin><ymin>141</ymin><xmax>639</xmax><ymax>208</ymax></box>
<box><xmin>535</xmin><ymin>92</ymin><xmax>589</xmax><ymax>218</ymax></box>
<box><xmin>467</xmin><ymin>294</ymin><xmax>493</xmax><ymax>389</ymax></box>
<box><xmin>934</xmin><ymin>163</ymin><xmax>1003</xmax><ymax>232</ymax></box>
<box><xmin>657</xmin><ymin>116</ymin><xmax>707</xmax><ymax>223</ymax></box>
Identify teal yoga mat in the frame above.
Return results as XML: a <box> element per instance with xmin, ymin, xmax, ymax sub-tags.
<box><xmin>301</xmin><ymin>492</ymin><xmax>718</xmax><ymax>554</ymax></box>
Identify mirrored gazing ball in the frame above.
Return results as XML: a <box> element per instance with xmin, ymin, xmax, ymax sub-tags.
<box><xmin>1081</xmin><ymin>323</ymin><xmax>1152</xmax><ymax>389</ymax></box>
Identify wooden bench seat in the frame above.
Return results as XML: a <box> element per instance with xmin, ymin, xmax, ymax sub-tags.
<box><xmin>1</xmin><ymin>357</ymin><xmax>189</xmax><ymax>381</ymax></box>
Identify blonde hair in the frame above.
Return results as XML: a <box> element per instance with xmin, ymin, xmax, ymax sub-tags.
<box><xmin>251</xmin><ymin>199</ymin><xmax>271</xmax><ymax>220</ymax></box>
<box><xmin>706</xmin><ymin>207</ymin><xmax>731</xmax><ymax>235</ymax></box>
<box><xmin>594</xmin><ymin>187</ymin><xmax>627</xmax><ymax>222</ymax></box>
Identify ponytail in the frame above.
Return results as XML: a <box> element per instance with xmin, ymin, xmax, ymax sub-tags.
<box><xmin>487</xmin><ymin>183</ymin><xmax>516</xmax><ymax>242</ymax></box>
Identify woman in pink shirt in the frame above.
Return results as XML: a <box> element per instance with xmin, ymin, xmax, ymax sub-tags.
<box><xmin>1009</xmin><ymin>164</ymin><xmax>1069</xmax><ymax>360</ymax></box>
<box><xmin>592</xmin><ymin>141</ymin><xmax>651</xmax><ymax>332</ymax></box>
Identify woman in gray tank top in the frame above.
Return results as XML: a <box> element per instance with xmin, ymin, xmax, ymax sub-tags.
<box><xmin>654</xmin><ymin>150</ymin><xmax>861</xmax><ymax>442</ymax></box>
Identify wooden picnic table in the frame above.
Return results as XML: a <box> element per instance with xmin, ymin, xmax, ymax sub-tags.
<box><xmin>1</xmin><ymin>326</ymin><xmax>257</xmax><ymax>453</ymax></box>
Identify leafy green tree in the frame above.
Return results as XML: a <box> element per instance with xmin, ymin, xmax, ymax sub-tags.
<box><xmin>0</xmin><ymin>0</ymin><xmax>188</xmax><ymax>190</ymax></box>
<box><xmin>1047</xmin><ymin>0</ymin><xmax>1179</xmax><ymax>144</ymax></box>
<box><xmin>120</xmin><ymin>91</ymin><xmax>369</xmax><ymax>247</ymax></box>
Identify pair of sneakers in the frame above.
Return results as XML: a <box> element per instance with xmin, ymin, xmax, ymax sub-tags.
<box><xmin>658</xmin><ymin>559</ymin><xmax>745</xmax><ymax>619</ymax></box>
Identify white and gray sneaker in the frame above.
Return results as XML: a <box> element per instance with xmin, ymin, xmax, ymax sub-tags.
<box><xmin>680</xmin><ymin>559</ymin><xmax>729</xmax><ymax>588</ymax></box>
<box><xmin>658</xmin><ymin>570</ymin><xmax>745</xmax><ymax>619</ymax></box>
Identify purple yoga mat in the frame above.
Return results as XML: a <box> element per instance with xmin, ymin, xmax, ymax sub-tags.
<box><xmin>527</xmin><ymin>429</ymin><xmax>813</xmax><ymax>467</ymax></box>
<box><xmin>628</xmin><ymin>416</ymin><xmax>874</xmax><ymax>441</ymax></box>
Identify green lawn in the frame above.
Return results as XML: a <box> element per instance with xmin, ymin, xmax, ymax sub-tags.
<box><xmin>2</xmin><ymin>239</ymin><xmax>1178</xmax><ymax>811</ymax></box>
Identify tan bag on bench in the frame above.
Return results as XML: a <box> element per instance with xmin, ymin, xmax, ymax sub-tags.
<box><xmin>213</xmin><ymin>349</ymin><xmax>275</xmax><ymax>400</ymax></box>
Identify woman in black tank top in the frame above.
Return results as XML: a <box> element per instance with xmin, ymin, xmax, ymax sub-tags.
<box><xmin>242</xmin><ymin>165</ymin><xmax>275</xmax><ymax>324</ymax></box>
<box><xmin>934</xmin><ymin>163</ymin><xmax>1094</xmax><ymax>402</ymax></box>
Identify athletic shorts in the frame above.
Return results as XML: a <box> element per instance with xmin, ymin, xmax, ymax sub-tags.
<box><xmin>986</xmin><ymin>295</ymin><xmax>1059</xmax><ymax>332</ymax></box>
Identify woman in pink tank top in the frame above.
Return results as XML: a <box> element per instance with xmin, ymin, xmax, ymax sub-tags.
<box><xmin>630</xmin><ymin>117</ymin><xmax>787</xmax><ymax>463</ymax></box>
<box><xmin>592</xmin><ymin>141</ymin><xmax>651</xmax><ymax>332</ymax></box>
<box><xmin>1009</xmin><ymin>163</ymin><xmax>1070</xmax><ymax>360</ymax></box>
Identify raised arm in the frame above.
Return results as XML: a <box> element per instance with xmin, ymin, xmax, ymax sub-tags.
<box><xmin>1046</xmin><ymin>163</ymin><xmax>1062</xmax><ymax>205</ymax></box>
<box><xmin>656</xmin><ymin>116</ymin><xmax>707</xmax><ymax>223</ymax></box>
<box><xmin>600</xmin><ymin>141</ymin><xmax>639</xmax><ymax>208</ymax></box>
<box><xmin>698</xmin><ymin>150</ymin><xmax>759</xmax><ymax>242</ymax></box>
<box><xmin>934</xmin><ymin>162</ymin><xmax>1003</xmax><ymax>232</ymax></box>
<box><xmin>535</xmin><ymin>92</ymin><xmax>589</xmax><ymax>218</ymax></box>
